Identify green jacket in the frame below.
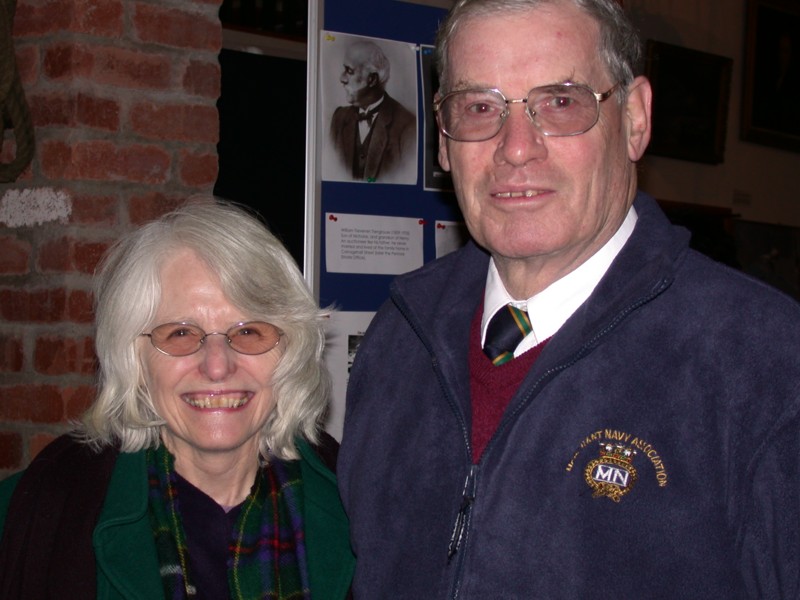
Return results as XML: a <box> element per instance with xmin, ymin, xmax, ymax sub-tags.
<box><xmin>0</xmin><ymin>438</ymin><xmax>354</xmax><ymax>599</ymax></box>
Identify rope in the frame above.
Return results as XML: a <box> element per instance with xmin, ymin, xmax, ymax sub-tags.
<box><xmin>0</xmin><ymin>0</ymin><xmax>35</xmax><ymax>183</ymax></box>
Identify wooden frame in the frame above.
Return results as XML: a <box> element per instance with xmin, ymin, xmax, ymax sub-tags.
<box><xmin>644</xmin><ymin>40</ymin><xmax>732</xmax><ymax>164</ymax></box>
<box><xmin>741</xmin><ymin>0</ymin><xmax>800</xmax><ymax>153</ymax></box>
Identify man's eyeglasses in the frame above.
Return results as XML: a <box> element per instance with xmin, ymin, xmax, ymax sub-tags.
<box><xmin>141</xmin><ymin>322</ymin><xmax>282</xmax><ymax>357</ymax></box>
<box><xmin>433</xmin><ymin>82</ymin><xmax>619</xmax><ymax>142</ymax></box>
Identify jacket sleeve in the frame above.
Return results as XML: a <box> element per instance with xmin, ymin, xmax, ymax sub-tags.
<box><xmin>0</xmin><ymin>472</ymin><xmax>22</xmax><ymax>540</ymax></box>
<box><xmin>298</xmin><ymin>436</ymin><xmax>355</xmax><ymax>600</ymax></box>
<box><xmin>737</xmin><ymin>393</ymin><xmax>800</xmax><ymax>599</ymax></box>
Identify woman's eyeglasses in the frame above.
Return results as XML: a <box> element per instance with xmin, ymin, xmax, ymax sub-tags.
<box><xmin>141</xmin><ymin>321</ymin><xmax>282</xmax><ymax>356</ymax></box>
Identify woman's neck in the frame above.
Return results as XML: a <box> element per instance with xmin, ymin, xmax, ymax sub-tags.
<box><xmin>162</xmin><ymin>437</ymin><xmax>262</xmax><ymax>507</ymax></box>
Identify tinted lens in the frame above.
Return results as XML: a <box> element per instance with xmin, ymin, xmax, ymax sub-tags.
<box><xmin>438</xmin><ymin>90</ymin><xmax>506</xmax><ymax>142</ymax></box>
<box><xmin>227</xmin><ymin>322</ymin><xmax>282</xmax><ymax>355</ymax></box>
<box><xmin>527</xmin><ymin>84</ymin><xmax>599</xmax><ymax>135</ymax></box>
<box><xmin>150</xmin><ymin>323</ymin><xmax>204</xmax><ymax>356</ymax></box>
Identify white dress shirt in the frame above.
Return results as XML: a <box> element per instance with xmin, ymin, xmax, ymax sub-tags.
<box><xmin>481</xmin><ymin>206</ymin><xmax>638</xmax><ymax>357</ymax></box>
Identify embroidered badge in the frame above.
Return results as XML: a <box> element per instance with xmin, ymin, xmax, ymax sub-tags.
<box><xmin>584</xmin><ymin>443</ymin><xmax>638</xmax><ymax>503</ymax></box>
<box><xmin>565</xmin><ymin>428</ymin><xmax>668</xmax><ymax>501</ymax></box>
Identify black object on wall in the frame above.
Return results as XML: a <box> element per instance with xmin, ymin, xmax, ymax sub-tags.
<box><xmin>215</xmin><ymin>48</ymin><xmax>307</xmax><ymax>267</ymax></box>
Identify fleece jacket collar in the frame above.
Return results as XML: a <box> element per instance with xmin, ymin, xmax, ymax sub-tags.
<box><xmin>387</xmin><ymin>192</ymin><xmax>688</xmax><ymax>435</ymax></box>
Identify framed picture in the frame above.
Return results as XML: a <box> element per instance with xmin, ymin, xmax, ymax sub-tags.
<box><xmin>741</xmin><ymin>0</ymin><xmax>800</xmax><ymax>153</ymax></box>
<box><xmin>644</xmin><ymin>40</ymin><xmax>733</xmax><ymax>164</ymax></box>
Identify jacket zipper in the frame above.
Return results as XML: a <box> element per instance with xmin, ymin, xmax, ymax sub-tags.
<box><xmin>442</xmin><ymin>280</ymin><xmax>673</xmax><ymax>597</ymax></box>
<box><xmin>447</xmin><ymin>464</ymin><xmax>478</xmax><ymax>600</ymax></box>
<box><xmin>447</xmin><ymin>464</ymin><xmax>477</xmax><ymax>563</ymax></box>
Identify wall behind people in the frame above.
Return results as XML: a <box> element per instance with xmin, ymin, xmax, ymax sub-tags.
<box><xmin>0</xmin><ymin>0</ymin><xmax>222</xmax><ymax>477</ymax></box>
<box><xmin>0</xmin><ymin>0</ymin><xmax>798</xmax><ymax>479</ymax></box>
<box><xmin>627</xmin><ymin>0</ymin><xmax>800</xmax><ymax>228</ymax></box>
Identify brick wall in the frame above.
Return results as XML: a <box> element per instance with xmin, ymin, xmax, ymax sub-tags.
<box><xmin>0</xmin><ymin>0</ymin><xmax>223</xmax><ymax>477</ymax></box>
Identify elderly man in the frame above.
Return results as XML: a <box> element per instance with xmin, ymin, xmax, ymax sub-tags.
<box><xmin>330</xmin><ymin>39</ymin><xmax>416</xmax><ymax>182</ymax></box>
<box><xmin>339</xmin><ymin>0</ymin><xmax>800</xmax><ymax>598</ymax></box>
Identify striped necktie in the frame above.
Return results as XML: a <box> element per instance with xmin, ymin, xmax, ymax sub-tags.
<box><xmin>483</xmin><ymin>304</ymin><xmax>532</xmax><ymax>366</ymax></box>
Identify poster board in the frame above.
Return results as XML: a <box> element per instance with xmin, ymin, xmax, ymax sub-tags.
<box><xmin>306</xmin><ymin>0</ymin><xmax>464</xmax><ymax>438</ymax></box>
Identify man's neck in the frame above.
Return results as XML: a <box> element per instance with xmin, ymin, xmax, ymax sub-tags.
<box><xmin>494</xmin><ymin>248</ymin><xmax>603</xmax><ymax>300</ymax></box>
<box><xmin>492</xmin><ymin>206</ymin><xmax>638</xmax><ymax>299</ymax></box>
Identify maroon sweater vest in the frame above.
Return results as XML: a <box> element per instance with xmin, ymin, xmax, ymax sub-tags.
<box><xmin>469</xmin><ymin>308</ymin><xmax>548</xmax><ymax>463</ymax></box>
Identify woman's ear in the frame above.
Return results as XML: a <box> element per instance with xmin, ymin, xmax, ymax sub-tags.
<box><xmin>625</xmin><ymin>75</ymin><xmax>652</xmax><ymax>161</ymax></box>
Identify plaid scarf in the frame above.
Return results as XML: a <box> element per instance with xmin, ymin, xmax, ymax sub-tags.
<box><xmin>146</xmin><ymin>445</ymin><xmax>310</xmax><ymax>600</ymax></box>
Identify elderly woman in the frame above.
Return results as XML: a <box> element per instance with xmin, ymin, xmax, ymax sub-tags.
<box><xmin>0</xmin><ymin>199</ymin><xmax>354</xmax><ymax>599</ymax></box>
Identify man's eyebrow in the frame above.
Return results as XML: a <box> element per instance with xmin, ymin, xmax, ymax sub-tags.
<box><xmin>445</xmin><ymin>75</ymin><xmax>585</xmax><ymax>93</ymax></box>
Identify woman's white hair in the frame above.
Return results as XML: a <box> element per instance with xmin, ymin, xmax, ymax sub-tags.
<box><xmin>78</xmin><ymin>197</ymin><xmax>331</xmax><ymax>460</ymax></box>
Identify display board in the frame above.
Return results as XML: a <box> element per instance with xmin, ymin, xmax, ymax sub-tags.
<box><xmin>306</xmin><ymin>0</ymin><xmax>464</xmax><ymax>438</ymax></box>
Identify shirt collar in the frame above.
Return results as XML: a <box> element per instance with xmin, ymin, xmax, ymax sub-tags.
<box><xmin>481</xmin><ymin>206</ymin><xmax>638</xmax><ymax>354</ymax></box>
<box><xmin>359</xmin><ymin>95</ymin><xmax>384</xmax><ymax>116</ymax></box>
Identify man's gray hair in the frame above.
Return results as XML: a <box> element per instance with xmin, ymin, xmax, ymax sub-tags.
<box><xmin>79</xmin><ymin>197</ymin><xmax>331</xmax><ymax>461</ymax></box>
<box><xmin>435</xmin><ymin>0</ymin><xmax>642</xmax><ymax>98</ymax></box>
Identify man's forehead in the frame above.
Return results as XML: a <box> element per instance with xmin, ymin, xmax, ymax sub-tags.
<box><xmin>446</xmin><ymin>12</ymin><xmax>605</xmax><ymax>91</ymax></box>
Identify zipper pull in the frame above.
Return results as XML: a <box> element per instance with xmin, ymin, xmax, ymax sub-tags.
<box><xmin>447</xmin><ymin>465</ymin><xmax>477</xmax><ymax>563</ymax></box>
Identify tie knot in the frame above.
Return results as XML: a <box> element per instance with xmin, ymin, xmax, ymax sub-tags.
<box><xmin>483</xmin><ymin>304</ymin><xmax>531</xmax><ymax>366</ymax></box>
<box><xmin>358</xmin><ymin>107</ymin><xmax>378</xmax><ymax>121</ymax></box>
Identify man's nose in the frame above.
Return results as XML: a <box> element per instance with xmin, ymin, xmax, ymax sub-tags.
<box><xmin>494</xmin><ymin>104</ymin><xmax>547</xmax><ymax>166</ymax></box>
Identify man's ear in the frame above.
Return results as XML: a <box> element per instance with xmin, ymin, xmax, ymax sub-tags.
<box><xmin>625</xmin><ymin>75</ymin><xmax>652</xmax><ymax>161</ymax></box>
<box><xmin>434</xmin><ymin>94</ymin><xmax>452</xmax><ymax>172</ymax></box>
<box><xmin>367</xmin><ymin>72</ymin><xmax>380</xmax><ymax>88</ymax></box>
<box><xmin>437</xmin><ymin>133</ymin><xmax>452</xmax><ymax>172</ymax></box>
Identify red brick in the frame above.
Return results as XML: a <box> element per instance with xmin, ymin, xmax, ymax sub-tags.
<box><xmin>68</xmin><ymin>289</ymin><xmax>94</xmax><ymax>323</ymax></box>
<box><xmin>15</xmin><ymin>0</ymin><xmax>122</xmax><ymax>37</ymax></box>
<box><xmin>69</xmin><ymin>194</ymin><xmax>117</xmax><ymax>225</ymax></box>
<box><xmin>0</xmin><ymin>288</ymin><xmax>91</xmax><ymax>325</ymax></box>
<box><xmin>73</xmin><ymin>0</ymin><xmax>124</xmax><ymax>36</ymax></box>
<box><xmin>134</xmin><ymin>5</ymin><xmax>221</xmax><ymax>51</ymax></box>
<box><xmin>75</xmin><ymin>240</ymin><xmax>110</xmax><ymax>273</ymax></box>
<box><xmin>0</xmin><ymin>336</ymin><xmax>24</xmax><ymax>373</ymax></box>
<box><xmin>38</xmin><ymin>140</ymin><xmax>71</xmax><ymax>178</ymax></box>
<box><xmin>30</xmin><ymin>91</ymin><xmax>75</xmax><ymax>127</ymax></box>
<box><xmin>37</xmin><ymin>237</ymin><xmax>71</xmax><ymax>271</ymax></box>
<box><xmin>129</xmin><ymin>193</ymin><xmax>185</xmax><ymax>224</ymax></box>
<box><xmin>63</xmin><ymin>385</ymin><xmax>96</xmax><ymax>419</ymax></box>
<box><xmin>183</xmin><ymin>59</ymin><xmax>220</xmax><ymax>98</ymax></box>
<box><xmin>0</xmin><ymin>431</ymin><xmax>23</xmax><ymax>469</ymax></box>
<box><xmin>30</xmin><ymin>91</ymin><xmax>118</xmax><ymax>130</ymax></box>
<box><xmin>0</xmin><ymin>385</ymin><xmax>65</xmax><ymax>423</ymax></box>
<box><xmin>90</xmin><ymin>45</ymin><xmax>172</xmax><ymax>89</ymax></box>
<box><xmin>0</xmin><ymin>234</ymin><xmax>31</xmax><ymax>274</ymax></box>
<box><xmin>40</xmin><ymin>140</ymin><xmax>172</xmax><ymax>184</ymax></box>
<box><xmin>0</xmin><ymin>288</ymin><xmax>67</xmax><ymax>323</ymax></box>
<box><xmin>130</xmin><ymin>102</ymin><xmax>219</xmax><ymax>143</ymax></box>
<box><xmin>43</xmin><ymin>43</ymin><xmax>172</xmax><ymax>90</ymax></box>
<box><xmin>76</xmin><ymin>93</ymin><xmax>120</xmax><ymax>130</ymax></box>
<box><xmin>13</xmin><ymin>0</ymin><xmax>73</xmax><ymax>37</ymax></box>
<box><xmin>42</xmin><ymin>43</ymin><xmax>94</xmax><ymax>80</ymax></box>
<box><xmin>179</xmin><ymin>149</ymin><xmax>218</xmax><ymax>187</ymax></box>
<box><xmin>113</xmin><ymin>144</ymin><xmax>173</xmax><ymax>184</ymax></box>
<box><xmin>39</xmin><ymin>237</ymin><xmax>110</xmax><ymax>274</ymax></box>
<box><xmin>37</xmin><ymin>238</ymin><xmax>72</xmax><ymax>272</ymax></box>
<box><xmin>34</xmin><ymin>335</ymin><xmax>96</xmax><ymax>376</ymax></box>
<box><xmin>14</xmin><ymin>45</ymin><xmax>39</xmax><ymax>86</ymax></box>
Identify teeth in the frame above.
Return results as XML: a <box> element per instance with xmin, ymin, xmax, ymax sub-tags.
<box><xmin>182</xmin><ymin>393</ymin><xmax>250</xmax><ymax>409</ymax></box>
<box><xmin>494</xmin><ymin>190</ymin><xmax>537</xmax><ymax>198</ymax></box>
